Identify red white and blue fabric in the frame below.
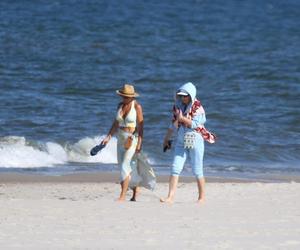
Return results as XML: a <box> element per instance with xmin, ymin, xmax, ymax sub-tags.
<box><xmin>172</xmin><ymin>99</ymin><xmax>216</xmax><ymax>144</ymax></box>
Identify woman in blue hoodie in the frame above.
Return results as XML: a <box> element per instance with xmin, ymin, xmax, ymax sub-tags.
<box><xmin>161</xmin><ymin>82</ymin><xmax>215</xmax><ymax>203</ymax></box>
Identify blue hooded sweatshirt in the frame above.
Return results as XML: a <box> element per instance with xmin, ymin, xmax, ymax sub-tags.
<box><xmin>173</xmin><ymin>82</ymin><xmax>206</xmax><ymax>133</ymax></box>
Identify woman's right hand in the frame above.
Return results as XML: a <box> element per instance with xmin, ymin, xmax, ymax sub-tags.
<box><xmin>163</xmin><ymin>128</ymin><xmax>173</xmax><ymax>151</ymax></box>
<box><xmin>175</xmin><ymin>108</ymin><xmax>183</xmax><ymax>121</ymax></box>
<box><xmin>163</xmin><ymin>139</ymin><xmax>169</xmax><ymax>149</ymax></box>
<box><xmin>163</xmin><ymin>139</ymin><xmax>172</xmax><ymax>152</ymax></box>
<box><xmin>101</xmin><ymin>135</ymin><xmax>111</xmax><ymax>145</ymax></box>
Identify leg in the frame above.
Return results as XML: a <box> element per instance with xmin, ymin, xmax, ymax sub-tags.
<box><xmin>130</xmin><ymin>186</ymin><xmax>139</xmax><ymax>201</ymax></box>
<box><xmin>129</xmin><ymin>157</ymin><xmax>141</xmax><ymax>201</ymax></box>
<box><xmin>196</xmin><ymin>177</ymin><xmax>205</xmax><ymax>203</ymax></box>
<box><xmin>160</xmin><ymin>146</ymin><xmax>186</xmax><ymax>203</ymax></box>
<box><xmin>190</xmin><ymin>135</ymin><xmax>205</xmax><ymax>203</ymax></box>
<box><xmin>117</xmin><ymin>132</ymin><xmax>137</xmax><ymax>201</ymax></box>
<box><xmin>118</xmin><ymin>175</ymin><xmax>130</xmax><ymax>201</ymax></box>
<box><xmin>160</xmin><ymin>175</ymin><xmax>179</xmax><ymax>203</ymax></box>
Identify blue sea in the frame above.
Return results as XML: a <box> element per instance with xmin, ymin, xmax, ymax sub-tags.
<box><xmin>0</xmin><ymin>0</ymin><xmax>299</xmax><ymax>180</ymax></box>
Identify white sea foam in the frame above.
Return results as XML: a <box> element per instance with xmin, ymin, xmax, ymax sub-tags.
<box><xmin>66</xmin><ymin>136</ymin><xmax>117</xmax><ymax>164</ymax></box>
<box><xmin>0</xmin><ymin>135</ymin><xmax>117</xmax><ymax>168</ymax></box>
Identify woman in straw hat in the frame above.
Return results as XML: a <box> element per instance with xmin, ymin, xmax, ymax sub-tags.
<box><xmin>101</xmin><ymin>84</ymin><xmax>143</xmax><ymax>201</ymax></box>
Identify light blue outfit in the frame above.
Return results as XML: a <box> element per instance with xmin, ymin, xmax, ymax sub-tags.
<box><xmin>170</xmin><ymin>82</ymin><xmax>206</xmax><ymax>179</ymax></box>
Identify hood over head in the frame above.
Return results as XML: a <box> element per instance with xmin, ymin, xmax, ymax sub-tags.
<box><xmin>176</xmin><ymin>82</ymin><xmax>196</xmax><ymax>103</ymax></box>
<box><xmin>175</xmin><ymin>82</ymin><xmax>197</xmax><ymax>113</ymax></box>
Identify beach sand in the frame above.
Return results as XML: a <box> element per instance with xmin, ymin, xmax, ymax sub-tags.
<box><xmin>0</xmin><ymin>173</ymin><xmax>300</xmax><ymax>249</ymax></box>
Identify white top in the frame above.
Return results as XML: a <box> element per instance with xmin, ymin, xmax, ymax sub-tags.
<box><xmin>116</xmin><ymin>101</ymin><xmax>137</xmax><ymax>128</ymax></box>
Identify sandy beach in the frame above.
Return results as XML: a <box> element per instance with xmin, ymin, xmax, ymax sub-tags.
<box><xmin>0</xmin><ymin>173</ymin><xmax>299</xmax><ymax>250</ymax></box>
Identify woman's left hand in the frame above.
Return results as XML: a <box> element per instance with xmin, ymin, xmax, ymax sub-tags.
<box><xmin>136</xmin><ymin>145</ymin><xmax>142</xmax><ymax>154</ymax></box>
<box><xmin>136</xmin><ymin>140</ymin><xmax>142</xmax><ymax>153</ymax></box>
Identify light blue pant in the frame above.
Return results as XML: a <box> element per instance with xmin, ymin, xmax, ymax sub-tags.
<box><xmin>171</xmin><ymin>131</ymin><xmax>205</xmax><ymax>178</ymax></box>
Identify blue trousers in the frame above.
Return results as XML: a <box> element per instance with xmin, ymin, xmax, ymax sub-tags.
<box><xmin>171</xmin><ymin>132</ymin><xmax>205</xmax><ymax>178</ymax></box>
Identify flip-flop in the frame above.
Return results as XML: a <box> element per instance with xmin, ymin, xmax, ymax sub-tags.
<box><xmin>90</xmin><ymin>143</ymin><xmax>106</xmax><ymax>156</ymax></box>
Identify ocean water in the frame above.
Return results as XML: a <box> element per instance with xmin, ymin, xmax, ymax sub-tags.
<box><xmin>0</xmin><ymin>0</ymin><xmax>299</xmax><ymax>179</ymax></box>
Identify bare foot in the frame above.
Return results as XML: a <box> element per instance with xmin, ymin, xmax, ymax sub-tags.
<box><xmin>130</xmin><ymin>187</ymin><xmax>139</xmax><ymax>202</ymax></box>
<box><xmin>160</xmin><ymin>197</ymin><xmax>173</xmax><ymax>203</ymax></box>
<box><xmin>117</xmin><ymin>197</ymin><xmax>126</xmax><ymax>202</ymax></box>
<box><xmin>197</xmin><ymin>198</ymin><xmax>205</xmax><ymax>204</ymax></box>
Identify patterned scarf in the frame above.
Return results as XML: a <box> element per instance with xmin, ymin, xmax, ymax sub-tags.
<box><xmin>172</xmin><ymin>99</ymin><xmax>216</xmax><ymax>144</ymax></box>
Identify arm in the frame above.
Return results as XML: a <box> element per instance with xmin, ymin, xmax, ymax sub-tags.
<box><xmin>190</xmin><ymin>113</ymin><xmax>206</xmax><ymax>128</ymax></box>
<box><xmin>102</xmin><ymin>119</ymin><xmax>119</xmax><ymax>145</ymax></box>
<box><xmin>177</xmin><ymin>110</ymin><xmax>206</xmax><ymax>128</ymax></box>
<box><xmin>163</xmin><ymin>128</ymin><xmax>173</xmax><ymax>149</ymax></box>
<box><xmin>135</xmin><ymin>103</ymin><xmax>144</xmax><ymax>153</ymax></box>
<box><xmin>163</xmin><ymin>105</ymin><xmax>176</xmax><ymax>148</ymax></box>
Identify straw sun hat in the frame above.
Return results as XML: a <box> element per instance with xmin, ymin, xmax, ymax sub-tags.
<box><xmin>116</xmin><ymin>84</ymin><xmax>139</xmax><ymax>97</ymax></box>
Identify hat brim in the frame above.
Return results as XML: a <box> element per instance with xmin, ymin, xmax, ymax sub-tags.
<box><xmin>116</xmin><ymin>90</ymin><xmax>139</xmax><ymax>97</ymax></box>
<box><xmin>176</xmin><ymin>91</ymin><xmax>189</xmax><ymax>96</ymax></box>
